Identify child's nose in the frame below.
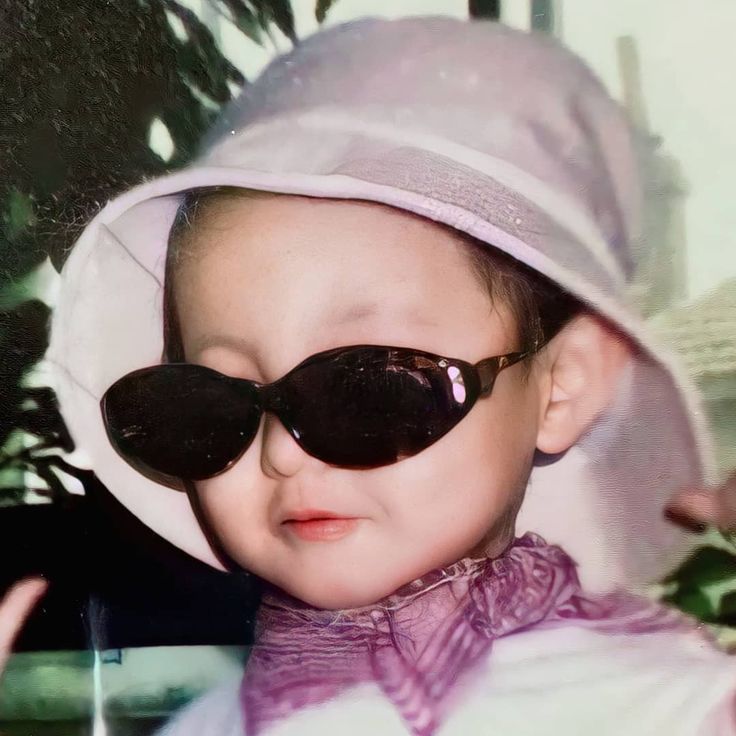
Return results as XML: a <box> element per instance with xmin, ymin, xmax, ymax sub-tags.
<box><xmin>259</xmin><ymin>412</ymin><xmax>310</xmax><ymax>479</ymax></box>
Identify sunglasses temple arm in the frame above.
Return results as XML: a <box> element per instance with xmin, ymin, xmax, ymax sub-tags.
<box><xmin>476</xmin><ymin>351</ymin><xmax>531</xmax><ymax>395</ymax></box>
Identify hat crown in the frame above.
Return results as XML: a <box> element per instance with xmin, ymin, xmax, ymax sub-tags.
<box><xmin>205</xmin><ymin>17</ymin><xmax>640</xmax><ymax>280</ymax></box>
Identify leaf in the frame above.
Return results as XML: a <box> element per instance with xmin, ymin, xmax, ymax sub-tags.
<box><xmin>468</xmin><ymin>0</ymin><xmax>501</xmax><ymax>19</ymax></box>
<box><xmin>663</xmin><ymin>546</ymin><xmax>736</xmax><ymax>588</ymax></box>
<box><xmin>217</xmin><ymin>1</ymin><xmax>298</xmax><ymax>49</ymax></box>
<box><xmin>717</xmin><ymin>590</ymin><xmax>736</xmax><ymax>618</ymax></box>
<box><xmin>30</xmin><ymin>457</ymin><xmax>69</xmax><ymax>502</ymax></box>
<box><xmin>0</xmin><ymin>275</ymin><xmax>35</xmax><ymax>311</ymax></box>
<box><xmin>257</xmin><ymin>0</ymin><xmax>297</xmax><ymax>44</ymax></box>
<box><xmin>315</xmin><ymin>0</ymin><xmax>336</xmax><ymax>24</ymax></box>
<box><xmin>217</xmin><ymin>0</ymin><xmax>265</xmax><ymax>45</ymax></box>
<box><xmin>3</xmin><ymin>190</ymin><xmax>37</xmax><ymax>241</ymax></box>
<box><xmin>0</xmin><ymin>487</ymin><xmax>29</xmax><ymax>506</ymax></box>
<box><xmin>663</xmin><ymin>587</ymin><xmax>716</xmax><ymax>621</ymax></box>
<box><xmin>164</xmin><ymin>1</ymin><xmax>245</xmax><ymax>103</ymax></box>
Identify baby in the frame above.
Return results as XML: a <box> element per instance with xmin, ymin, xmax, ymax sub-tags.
<box><xmin>30</xmin><ymin>14</ymin><xmax>736</xmax><ymax>736</ymax></box>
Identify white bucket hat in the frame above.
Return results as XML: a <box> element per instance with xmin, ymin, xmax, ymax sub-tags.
<box><xmin>46</xmin><ymin>16</ymin><xmax>716</xmax><ymax>593</ymax></box>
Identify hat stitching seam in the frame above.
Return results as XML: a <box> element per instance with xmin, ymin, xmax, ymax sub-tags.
<box><xmin>101</xmin><ymin>225</ymin><xmax>163</xmax><ymax>288</ymax></box>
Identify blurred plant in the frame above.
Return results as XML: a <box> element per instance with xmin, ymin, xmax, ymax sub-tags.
<box><xmin>468</xmin><ymin>0</ymin><xmax>501</xmax><ymax>18</ymax></box>
<box><xmin>0</xmin><ymin>0</ymin><xmax>340</xmax><ymax>503</ymax></box>
<box><xmin>661</xmin><ymin>538</ymin><xmax>736</xmax><ymax>628</ymax></box>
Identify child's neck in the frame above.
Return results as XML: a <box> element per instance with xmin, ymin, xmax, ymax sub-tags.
<box><xmin>256</xmin><ymin>530</ymin><xmax>519</xmax><ymax>640</ymax></box>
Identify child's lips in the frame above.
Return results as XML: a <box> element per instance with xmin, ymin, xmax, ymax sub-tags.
<box><xmin>282</xmin><ymin>516</ymin><xmax>361</xmax><ymax>541</ymax></box>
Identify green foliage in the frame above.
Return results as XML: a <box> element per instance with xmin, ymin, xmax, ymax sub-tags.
<box><xmin>664</xmin><ymin>545</ymin><xmax>736</xmax><ymax>588</ymax></box>
<box><xmin>0</xmin><ymin>0</ymin><xmax>329</xmax><ymax>503</ymax></box>
<box><xmin>3</xmin><ymin>190</ymin><xmax>36</xmax><ymax>243</ymax></box>
<box><xmin>468</xmin><ymin>0</ymin><xmax>500</xmax><ymax>19</ymax></box>
<box><xmin>663</xmin><ymin>541</ymin><xmax>736</xmax><ymax>624</ymax></box>
<box><xmin>315</xmin><ymin>0</ymin><xmax>338</xmax><ymax>23</ymax></box>
<box><xmin>719</xmin><ymin>589</ymin><xmax>736</xmax><ymax>622</ymax></box>
<box><xmin>253</xmin><ymin>0</ymin><xmax>298</xmax><ymax>43</ymax></box>
<box><xmin>219</xmin><ymin>0</ymin><xmax>267</xmax><ymax>44</ymax></box>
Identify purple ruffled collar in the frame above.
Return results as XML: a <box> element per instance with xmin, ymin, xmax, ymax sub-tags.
<box><xmin>240</xmin><ymin>533</ymin><xmax>694</xmax><ymax>736</ymax></box>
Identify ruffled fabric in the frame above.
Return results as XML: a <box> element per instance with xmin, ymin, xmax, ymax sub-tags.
<box><xmin>240</xmin><ymin>534</ymin><xmax>697</xmax><ymax>736</ymax></box>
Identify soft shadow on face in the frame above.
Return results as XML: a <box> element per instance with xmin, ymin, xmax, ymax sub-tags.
<box><xmin>173</xmin><ymin>194</ymin><xmax>544</xmax><ymax>609</ymax></box>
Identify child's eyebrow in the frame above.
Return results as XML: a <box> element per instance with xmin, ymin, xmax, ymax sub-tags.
<box><xmin>331</xmin><ymin>300</ymin><xmax>435</xmax><ymax>327</ymax></box>
<box><xmin>331</xmin><ymin>301</ymin><xmax>383</xmax><ymax>325</ymax></box>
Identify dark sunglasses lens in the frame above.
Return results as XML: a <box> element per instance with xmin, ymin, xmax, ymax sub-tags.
<box><xmin>282</xmin><ymin>348</ymin><xmax>478</xmax><ymax>467</ymax></box>
<box><xmin>102</xmin><ymin>364</ymin><xmax>261</xmax><ymax>483</ymax></box>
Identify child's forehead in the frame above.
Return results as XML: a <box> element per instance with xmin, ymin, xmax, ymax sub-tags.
<box><xmin>179</xmin><ymin>193</ymin><xmax>478</xmax><ymax>286</ymax></box>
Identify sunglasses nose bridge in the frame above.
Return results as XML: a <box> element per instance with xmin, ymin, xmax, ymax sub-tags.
<box><xmin>258</xmin><ymin>380</ymin><xmax>287</xmax><ymax>415</ymax></box>
<box><xmin>253</xmin><ymin>380</ymin><xmax>315</xmax><ymax>466</ymax></box>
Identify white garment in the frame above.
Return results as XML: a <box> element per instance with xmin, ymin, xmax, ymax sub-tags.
<box><xmin>156</xmin><ymin>623</ymin><xmax>736</xmax><ymax>736</ymax></box>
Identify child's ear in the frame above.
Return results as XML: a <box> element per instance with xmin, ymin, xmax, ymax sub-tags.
<box><xmin>535</xmin><ymin>314</ymin><xmax>633</xmax><ymax>455</ymax></box>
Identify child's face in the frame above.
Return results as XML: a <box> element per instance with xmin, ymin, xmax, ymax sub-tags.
<box><xmin>174</xmin><ymin>195</ymin><xmax>544</xmax><ymax>609</ymax></box>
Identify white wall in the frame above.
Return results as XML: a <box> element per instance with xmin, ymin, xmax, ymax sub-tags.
<box><xmin>558</xmin><ymin>0</ymin><xmax>736</xmax><ymax>302</ymax></box>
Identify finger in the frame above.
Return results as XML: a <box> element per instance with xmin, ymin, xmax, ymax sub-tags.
<box><xmin>664</xmin><ymin>488</ymin><xmax>718</xmax><ymax>533</ymax></box>
<box><xmin>0</xmin><ymin>578</ymin><xmax>48</xmax><ymax>661</ymax></box>
<box><xmin>666</xmin><ymin>486</ymin><xmax>736</xmax><ymax>533</ymax></box>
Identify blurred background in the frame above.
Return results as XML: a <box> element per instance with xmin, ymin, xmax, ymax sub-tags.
<box><xmin>1</xmin><ymin>1</ymin><xmax>735</xmax><ymax>734</ymax></box>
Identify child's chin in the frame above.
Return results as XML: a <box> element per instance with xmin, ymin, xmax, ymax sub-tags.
<box><xmin>283</xmin><ymin>575</ymin><xmax>399</xmax><ymax>611</ymax></box>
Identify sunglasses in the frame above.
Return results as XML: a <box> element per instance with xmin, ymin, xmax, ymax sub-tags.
<box><xmin>100</xmin><ymin>343</ymin><xmax>534</xmax><ymax>489</ymax></box>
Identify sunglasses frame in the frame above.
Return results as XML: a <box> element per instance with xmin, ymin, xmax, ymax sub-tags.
<box><xmin>101</xmin><ymin>343</ymin><xmax>535</xmax><ymax>488</ymax></box>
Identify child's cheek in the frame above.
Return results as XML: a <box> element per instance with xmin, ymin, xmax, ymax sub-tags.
<box><xmin>190</xmin><ymin>467</ymin><xmax>272</xmax><ymax>564</ymax></box>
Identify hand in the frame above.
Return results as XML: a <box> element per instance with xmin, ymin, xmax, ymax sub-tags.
<box><xmin>0</xmin><ymin>577</ymin><xmax>48</xmax><ymax>676</ymax></box>
<box><xmin>665</xmin><ymin>470</ymin><xmax>736</xmax><ymax>534</ymax></box>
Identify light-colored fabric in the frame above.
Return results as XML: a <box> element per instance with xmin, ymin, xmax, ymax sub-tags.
<box><xmin>240</xmin><ymin>533</ymin><xmax>702</xmax><ymax>736</ymax></box>
<box><xmin>156</xmin><ymin>625</ymin><xmax>736</xmax><ymax>736</ymax></box>
<box><xmin>156</xmin><ymin>674</ymin><xmax>245</xmax><ymax>736</ymax></box>
<box><xmin>46</xmin><ymin>16</ymin><xmax>716</xmax><ymax>590</ymax></box>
